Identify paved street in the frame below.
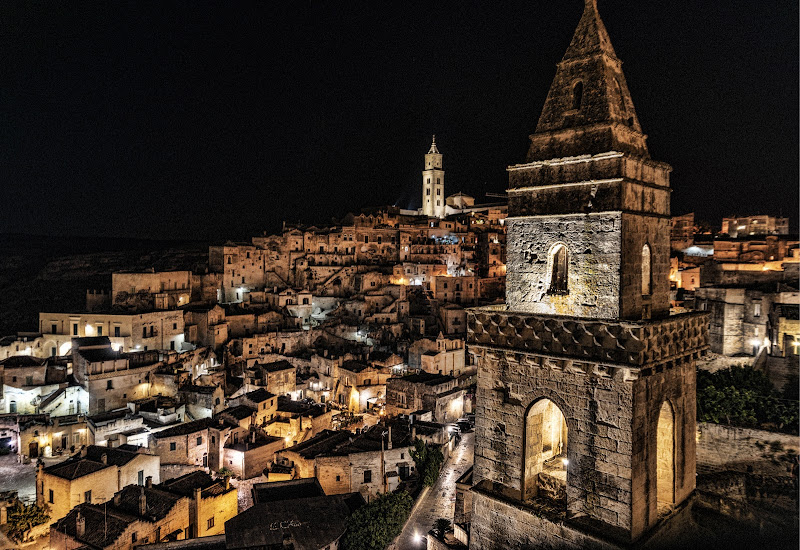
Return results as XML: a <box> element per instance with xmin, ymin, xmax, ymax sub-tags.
<box><xmin>395</xmin><ymin>431</ymin><xmax>474</xmax><ymax>549</ymax></box>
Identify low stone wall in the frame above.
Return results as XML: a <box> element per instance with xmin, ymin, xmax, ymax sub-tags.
<box><xmin>696</xmin><ymin>422</ymin><xmax>799</xmax><ymax>476</ymax></box>
<box><xmin>696</xmin><ymin>353</ymin><xmax>751</xmax><ymax>373</ymax></box>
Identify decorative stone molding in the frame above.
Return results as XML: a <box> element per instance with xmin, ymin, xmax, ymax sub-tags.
<box><xmin>468</xmin><ymin>306</ymin><xmax>708</xmax><ymax>370</ymax></box>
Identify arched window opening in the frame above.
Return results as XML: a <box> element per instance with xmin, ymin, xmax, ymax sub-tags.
<box><xmin>524</xmin><ymin>399</ymin><xmax>568</xmax><ymax>504</ymax></box>
<box><xmin>641</xmin><ymin>244</ymin><xmax>652</xmax><ymax>295</ymax></box>
<box><xmin>656</xmin><ymin>400</ymin><xmax>675</xmax><ymax>513</ymax></box>
<box><xmin>548</xmin><ymin>244</ymin><xmax>568</xmax><ymax>295</ymax></box>
<box><xmin>571</xmin><ymin>81</ymin><xmax>583</xmax><ymax>111</ymax></box>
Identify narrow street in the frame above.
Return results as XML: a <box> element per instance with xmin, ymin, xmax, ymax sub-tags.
<box><xmin>395</xmin><ymin>431</ymin><xmax>474</xmax><ymax>549</ymax></box>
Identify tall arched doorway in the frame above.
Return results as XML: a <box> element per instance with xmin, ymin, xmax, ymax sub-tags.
<box><xmin>656</xmin><ymin>400</ymin><xmax>675</xmax><ymax>512</ymax></box>
<box><xmin>524</xmin><ymin>399</ymin><xmax>568</xmax><ymax>502</ymax></box>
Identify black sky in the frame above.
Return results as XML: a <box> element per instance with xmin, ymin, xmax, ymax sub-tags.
<box><xmin>1</xmin><ymin>1</ymin><xmax>797</xmax><ymax>241</ymax></box>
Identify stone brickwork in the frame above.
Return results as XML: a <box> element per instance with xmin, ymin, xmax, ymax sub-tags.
<box><xmin>468</xmin><ymin>307</ymin><xmax>708</xmax><ymax>369</ymax></box>
<box><xmin>470</xmin><ymin>482</ymin><xmax>619</xmax><ymax>550</ymax></box>
<box><xmin>505</xmin><ymin>213</ymin><xmax>622</xmax><ymax>318</ymax></box>
<box><xmin>469</xmin><ymin>342</ymin><xmax>702</xmax><ymax>542</ymax></box>
<box><xmin>696</xmin><ymin>422</ymin><xmax>800</xmax><ymax>477</ymax></box>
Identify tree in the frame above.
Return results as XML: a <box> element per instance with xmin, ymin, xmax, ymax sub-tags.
<box><xmin>342</xmin><ymin>491</ymin><xmax>413</xmax><ymax>550</ymax></box>
<box><xmin>410</xmin><ymin>439</ymin><xmax>444</xmax><ymax>487</ymax></box>
<box><xmin>6</xmin><ymin>501</ymin><xmax>50</xmax><ymax>543</ymax></box>
<box><xmin>697</xmin><ymin>365</ymin><xmax>798</xmax><ymax>433</ymax></box>
<box><xmin>433</xmin><ymin>518</ymin><xmax>452</xmax><ymax>539</ymax></box>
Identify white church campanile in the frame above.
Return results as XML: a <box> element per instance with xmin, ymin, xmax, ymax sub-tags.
<box><xmin>422</xmin><ymin>135</ymin><xmax>445</xmax><ymax>218</ymax></box>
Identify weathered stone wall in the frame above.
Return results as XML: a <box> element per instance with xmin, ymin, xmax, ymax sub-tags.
<box><xmin>620</xmin><ymin>214</ymin><xmax>670</xmax><ymax>319</ymax></box>
<box><xmin>696</xmin><ymin>422</ymin><xmax>799</xmax><ymax>476</ymax></box>
<box><xmin>505</xmin><ymin>213</ymin><xmax>622</xmax><ymax>319</ymax></box>
<box><xmin>695</xmin><ymin>287</ymin><xmax>745</xmax><ymax>355</ymax></box>
<box><xmin>630</xmin><ymin>360</ymin><xmax>696</xmax><ymax>538</ymax></box>
<box><xmin>472</xmin><ymin>347</ymin><xmax>635</xmax><ymax>531</ymax></box>
<box><xmin>469</xmin><ymin>483</ymin><xmax>619</xmax><ymax>550</ymax></box>
<box><xmin>317</xmin><ymin>455</ymin><xmax>352</xmax><ymax>494</ymax></box>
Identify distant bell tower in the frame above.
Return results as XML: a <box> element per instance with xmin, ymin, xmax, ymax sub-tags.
<box><xmin>422</xmin><ymin>135</ymin><xmax>445</xmax><ymax>218</ymax></box>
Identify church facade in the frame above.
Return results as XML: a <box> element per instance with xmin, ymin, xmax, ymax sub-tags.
<box><xmin>467</xmin><ymin>1</ymin><xmax>709</xmax><ymax>547</ymax></box>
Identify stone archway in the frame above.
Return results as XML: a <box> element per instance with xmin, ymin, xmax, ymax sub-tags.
<box><xmin>656</xmin><ymin>400</ymin><xmax>675</xmax><ymax>511</ymax></box>
<box><xmin>523</xmin><ymin>398</ymin><xmax>568</xmax><ymax>502</ymax></box>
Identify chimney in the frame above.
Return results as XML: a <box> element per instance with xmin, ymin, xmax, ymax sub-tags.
<box><xmin>387</xmin><ymin>426</ymin><xmax>392</xmax><ymax>450</ymax></box>
<box><xmin>113</xmin><ymin>492</ymin><xmax>121</xmax><ymax>506</ymax></box>
<box><xmin>411</xmin><ymin>425</ymin><xmax>416</xmax><ymax>441</ymax></box>
<box><xmin>76</xmin><ymin>512</ymin><xmax>85</xmax><ymax>537</ymax></box>
<box><xmin>145</xmin><ymin>476</ymin><xmax>153</xmax><ymax>488</ymax></box>
<box><xmin>100</xmin><ymin>453</ymin><xmax>108</xmax><ymax>465</ymax></box>
<box><xmin>224</xmin><ymin>477</ymin><xmax>230</xmax><ymax>491</ymax></box>
<box><xmin>194</xmin><ymin>486</ymin><xmax>202</xmax><ymax>503</ymax></box>
<box><xmin>138</xmin><ymin>487</ymin><xmax>147</xmax><ymax>516</ymax></box>
<box><xmin>250</xmin><ymin>431</ymin><xmax>256</xmax><ymax>444</ymax></box>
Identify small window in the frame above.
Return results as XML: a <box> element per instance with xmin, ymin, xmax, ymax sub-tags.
<box><xmin>73</xmin><ymin>324</ymin><xmax>79</xmax><ymax>336</ymax></box>
<box><xmin>336</xmin><ymin>475</ymin><xmax>341</xmax><ymax>482</ymax></box>
<box><xmin>132</xmin><ymin>533</ymin><xmax>138</xmax><ymax>544</ymax></box>
<box><xmin>170</xmin><ymin>442</ymin><xmax>177</xmax><ymax>451</ymax></box>
<box><xmin>25</xmin><ymin>376</ymin><xmax>33</xmax><ymax>386</ymax></box>
<box><xmin>572</xmin><ymin>81</ymin><xmax>583</xmax><ymax>110</ymax></box>
<box><xmin>207</xmin><ymin>517</ymin><xmax>215</xmax><ymax>529</ymax></box>
<box><xmin>84</xmin><ymin>490</ymin><xmax>92</xmax><ymax>503</ymax></box>
<box><xmin>642</xmin><ymin>244</ymin><xmax>652</xmax><ymax>295</ymax></box>
<box><xmin>363</xmin><ymin>470</ymin><xmax>372</xmax><ymax>483</ymax></box>
<box><xmin>754</xmin><ymin>302</ymin><xmax>762</xmax><ymax>317</ymax></box>
<box><xmin>51</xmin><ymin>323</ymin><xmax>57</xmax><ymax>333</ymax></box>
<box><xmin>173</xmin><ymin>323</ymin><xmax>177</xmax><ymax>330</ymax></box>
<box><xmin>96</xmin><ymin>325</ymin><xmax>103</xmax><ymax>336</ymax></box>
<box><xmin>548</xmin><ymin>244</ymin><xmax>569</xmax><ymax>294</ymax></box>
<box><xmin>49</xmin><ymin>489</ymin><xmax>54</xmax><ymax>504</ymax></box>
<box><xmin>426</xmin><ymin>188</ymin><xmax>431</xmax><ymax>196</ymax></box>
<box><xmin>114</xmin><ymin>326</ymin><xmax>121</xmax><ymax>337</ymax></box>
<box><xmin>196</xmin><ymin>436</ymin><xmax>203</xmax><ymax>446</ymax></box>
<box><xmin>106</xmin><ymin>380</ymin><xmax>113</xmax><ymax>390</ymax></box>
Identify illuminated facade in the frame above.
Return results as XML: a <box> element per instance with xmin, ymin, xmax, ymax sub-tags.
<box><xmin>422</xmin><ymin>135</ymin><xmax>446</xmax><ymax>218</ymax></box>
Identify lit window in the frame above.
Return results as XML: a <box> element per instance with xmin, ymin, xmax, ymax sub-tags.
<box><xmin>642</xmin><ymin>244</ymin><xmax>652</xmax><ymax>295</ymax></box>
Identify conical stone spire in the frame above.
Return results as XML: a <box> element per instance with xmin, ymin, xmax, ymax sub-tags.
<box><xmin>562</xmin><ymin>0</ymin><xmax>617</xmax><ymax>61</ymax></box>
<box><xmin>527</xmin><ymin>0</ymin><xmax>648</xmax><ymax>161</ymax></box>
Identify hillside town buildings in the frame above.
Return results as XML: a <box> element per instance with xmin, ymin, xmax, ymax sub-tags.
<box><xmin>0</xmin><ymin>6</ymin><xmax>795</xmax><ymax>550</ymax></box>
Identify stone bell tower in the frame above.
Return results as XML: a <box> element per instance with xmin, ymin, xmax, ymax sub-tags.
<box><xmin>422</xmin><ymin>135</ymin><xmax>445</xmax><ymax>218</ymax></box>
<box><xmin>467</xmin><ymin>1</ymin><xmax>709</xmax><ymax>548</ymax></box>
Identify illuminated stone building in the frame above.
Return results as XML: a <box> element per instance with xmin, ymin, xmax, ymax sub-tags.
<box><xmin>422</xmin><ymin>135</ymin><xmax>446</xmax><ymax>218</ymax></box>
<box><xmin>467</xmin><ymin>1</ymin><xmax>709</xmax><ymax>547</ymax></box>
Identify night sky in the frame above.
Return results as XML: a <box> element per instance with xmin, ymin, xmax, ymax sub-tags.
<box><xmin>2</xmin><ymin>1</ymin><xmax>797</xmax><ymax>241</ymax></box>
